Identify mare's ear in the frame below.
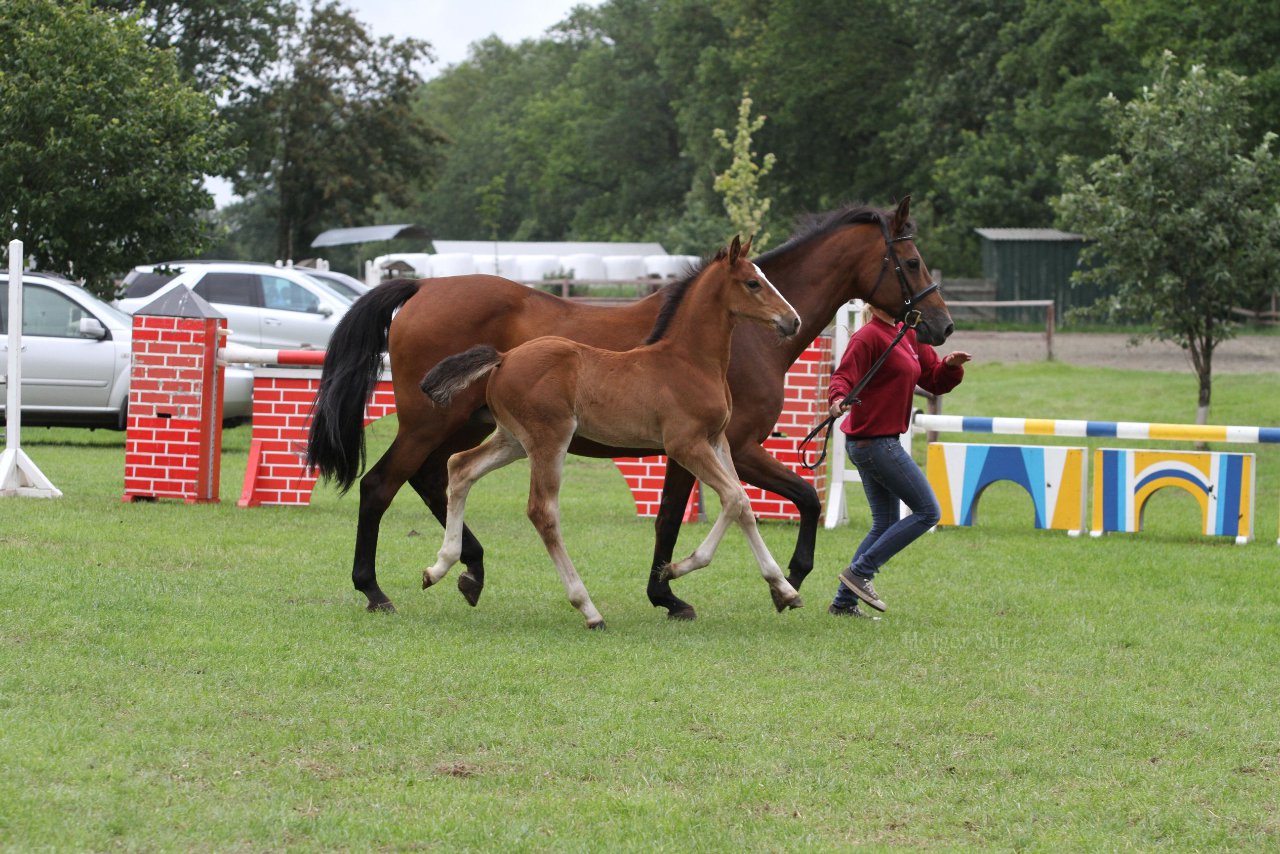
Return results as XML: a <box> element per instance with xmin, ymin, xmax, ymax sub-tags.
<box><xmin>891</xmin><ymin>195</ymin><xmax>912</xmax><ymax>235</ymax></box>
<box><xmin>729</xmin><ymin>234</ymin><xmax>742</xmax><ymax>264</ymax></box>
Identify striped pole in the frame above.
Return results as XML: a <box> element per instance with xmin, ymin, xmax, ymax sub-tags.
<box><xmin>914</xmin><ymin>414</ymin><xmax>1280</xmax><ymax>445</ymax></box>
<box><xmin>219</xmin><ymin>343</ymin><xmax>327</xmax><ymax>366</ymax></box>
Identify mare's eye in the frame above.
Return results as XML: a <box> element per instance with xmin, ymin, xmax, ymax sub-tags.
<box><xmin>745</xmin><ymin>279</ymin><xmax>761</xmax><ymax>290</ymax></box>
<box><xmin>906</xmin><ymin>258</ymin><xmax>920</xmax><ymax>270</ymax></box>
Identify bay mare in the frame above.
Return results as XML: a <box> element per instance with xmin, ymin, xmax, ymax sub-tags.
<box><xmin>306</xmin><ymin>197</ymin><xmax>953</xmax><ymax>617</ymax></box>
<box><xmin>418</xmin><ymin>236</ymin><xmax>802</xmax><ymax>628</ymax></box>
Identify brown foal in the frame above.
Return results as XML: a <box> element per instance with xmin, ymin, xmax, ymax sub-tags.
<box><xmin>417</xmin><ymin>236</ymin><xmax>801</xmax><ymax>628</ymax></box>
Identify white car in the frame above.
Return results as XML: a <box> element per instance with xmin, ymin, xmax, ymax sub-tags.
<box><xmin>1</xmin><ymin>272</ymin><xmax>252</xmax><ymax>429</ymax></box>
<box><xmin>116</xmin><ymin>261</ymin><xmax>352</xmax><ymax>350</ymax></box>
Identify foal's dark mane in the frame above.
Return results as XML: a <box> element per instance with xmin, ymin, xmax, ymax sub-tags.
<box><xmin>753</xmin><ymin>203</ymin><xmax>912</xmax><ymax>267</ymax></box>
<box><xmin>643</xmin><ymin>252</ymin><xmax>713</xmax><ymax>345</ymax></box>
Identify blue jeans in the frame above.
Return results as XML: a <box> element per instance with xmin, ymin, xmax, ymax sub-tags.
<box><xmin>832</xmin><ymin>436</ymin><xmax>940</xmax><ymax>608</ymax></box>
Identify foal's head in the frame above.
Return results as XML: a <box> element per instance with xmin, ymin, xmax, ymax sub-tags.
<box><xmin>713</xmin><ymin>234</ymin><xmax>801</xmax><ymax>338</ymax></box>
<box><xmin>645</xmin><ymin>235</ymin><xmax>801</xmax><ymax>345</ymax></box>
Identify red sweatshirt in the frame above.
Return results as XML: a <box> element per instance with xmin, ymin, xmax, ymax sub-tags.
<box><xmin>828</xmin><ymin>315</ymin><xmax>965</xmax><ymax>437</ymax></box>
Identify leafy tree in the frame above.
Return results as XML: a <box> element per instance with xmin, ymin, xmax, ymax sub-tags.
<box><xmin>1055</xmin><ymin>54</ymin><xmax>1280</xmax><ymax>423</ymax></box>
<box><xmin>230</xmin><ymin>1</ymin><xmax>444</xmax><ymax>260</ymax></box>
<box><xmin>93</xmin><ymin>0</ymin><xmax>297</xmax><ymax>101</ymax></box>
<box><xmin>0</xmin><ymin>0</ymin><xmax>233</xmax><ymax>295</ymax></box>
<box><xmin>712</xmin><ymin>90</ymin><xmax>776</xmax><ymax>246</ymax></box>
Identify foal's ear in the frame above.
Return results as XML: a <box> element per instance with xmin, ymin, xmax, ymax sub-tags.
<box><xmin>891</xmin><ymin>195</ymin><xmax>912</xmax><ymax>235</ymax></box>
<box><xmin>729</xmin><ymin>234</ymin><xmax>742</xmax><ymax>264</ymax></box>
<box><xmin>741</xmin><ymin>233</ymin><xmax>754</xmax><ymax>257</ymax></box>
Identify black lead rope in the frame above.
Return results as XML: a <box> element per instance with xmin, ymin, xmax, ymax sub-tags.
<box><xmin>798</xmin><ymin>310</ymin><xmax>921</xmax><ymax>472</ymax></box>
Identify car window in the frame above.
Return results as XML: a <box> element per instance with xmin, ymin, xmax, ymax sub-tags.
<box><xmin>194</xmin><ymin>272</ymin><xmax>259</xmax><ymax>307</ymax></box>
<box><xmin>303</xmin><ymin>273</ymin><xmax>359</xmax><ymax>303</ymax></box>
<box><xmin>123</xmin><ymin>270</ymin><xmax>179</xmax><ymax>298</ymax></box>
<box><xmin>261</xmin><ymin>275</ymin><xmax>321</xmax><ymax>313</ymax></box>
<box><xmin>3</xmin><ymin>284</ymin><xmax>95</xmax><ymax>338</ymax></box>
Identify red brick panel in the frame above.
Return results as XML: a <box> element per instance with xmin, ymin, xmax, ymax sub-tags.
<box><xmin>238</xmin><ymin>370</ymin><xmax>396</xmax><ymax>507</ymax></box>
<box><xmin>123</xmin><ymin>315</ymin><xmax>225</xmax><ymax>503</ymax></box>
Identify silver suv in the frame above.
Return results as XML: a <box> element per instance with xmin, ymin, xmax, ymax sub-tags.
<box><xmin>117</xmin><ymin>261</ymin><xmax>354</xmax><ymax>350</ymax></box>
<box><xmin>1</xmin><ymin>272</ymin><xmax>252</xmax><ymax>429</ymax></box>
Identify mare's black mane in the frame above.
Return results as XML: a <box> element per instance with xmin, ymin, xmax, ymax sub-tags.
<box><xmin>643</xmin><ymin>203</ymin><xmax>911</xmax><ymax>345</ymax></box>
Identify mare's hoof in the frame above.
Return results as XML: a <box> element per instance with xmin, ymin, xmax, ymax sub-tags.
<box><xmin>666</xmin><ymin>606</ymin><xmax>698</xmax><ymax>622</ymax></box>
<box><xmin>770</xmin><ymin>587</ymin><xmax>804</xmax><ymax>613</ymax></box>
<box><xmin>366</xmin><ymin>600</ymin><xmax>397</xmax><ymax>613</ymax></box>
<box><xmin>587</xmin><ymin>620</ymin><xmax>607</xmax><ymax>631</ymax></box>
<box><xmin>457</xmin><ymin>571</ymin><xmax>483</xmax><ymax>607</ymax></box>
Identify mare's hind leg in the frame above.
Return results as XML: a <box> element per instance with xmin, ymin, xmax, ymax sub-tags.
<box><xmin>353</xmin><ymin>435</ymin><xmax>437</xmax><ymax>611</ymax></box>
<box><xmin>646</xmin><ymin>462</ymin><xmax>701</xmax><ymax>621</ymax></box>
<box><xmin>423</xmin><ymin>430</ymin><xmax>526</xmax><ymax>589</ymax></box>
<box><xmin>525</xmin><ymin>440</ymin><xmax>605</xmax><ymax>629</ymax></box>
<box><xmin>664</xmin><ymin>438</ymin><xmax>801</xmax><ymax>612</ymax></box>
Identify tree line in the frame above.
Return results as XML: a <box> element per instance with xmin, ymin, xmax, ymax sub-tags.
<box><xmin>3</xmin><ymin>0</ymin><xmax>1278</xmax><ymax>285</ymax></box>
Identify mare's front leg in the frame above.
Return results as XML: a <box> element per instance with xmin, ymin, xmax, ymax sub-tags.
<box><xmin>647</xmin><ymin>461</ymin><xmax>701</xmax><ymax>621</ymax></box>
<box><xmin>423</xmin><ymin>430</ymin><xmax>525</xmax><ymax>590</ymax></box>
<box><xmin>730</xmin><ymin>441</ymin><xmax>823</xmax><ymax>591</ymax></box>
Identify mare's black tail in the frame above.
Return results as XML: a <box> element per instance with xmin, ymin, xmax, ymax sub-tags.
<box><xmin>419</xmin><ymin>345</ymin><xmax>502</xmax><ymax>407</ymax></box>
<box><xmin>305</xmin><ymin>278</ymin><xmax>421</xmax><ymax>492</ymax></box>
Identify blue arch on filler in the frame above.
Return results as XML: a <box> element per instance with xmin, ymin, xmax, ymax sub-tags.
<box><xmin>961</xmin><ymin>445</ymin><xmax>1048</xmax><ymax>527</ymax></box>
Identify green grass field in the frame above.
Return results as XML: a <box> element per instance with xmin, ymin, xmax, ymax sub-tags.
<box><xmin>2</xmin><ymin>359</ymin><xmax>1278</xmax><ymax>851</ymax></box>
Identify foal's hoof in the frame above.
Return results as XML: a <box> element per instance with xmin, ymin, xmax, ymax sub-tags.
<box><xmin>457</xmin><ymin>572</ymin><xmax>483</xmax><ymax>607</ymax></box>
<box><xmin>422</xmin><ymin>570</ymin><xmax>437</xmax><ymax>590</ymax></box>
<box><xmin>587</xmin><ymin>619</ymin><xmax>607</xmax><ymax>631</ymax></box>
<box><xmin>666</xmin><ymin>606</ymin><xmax>697</xmax><ymax>622</ymax></box>
<box><xmin>770</xmin><ymin>587</ymin><xmax>804</xmax><ymax>613</ymax></box>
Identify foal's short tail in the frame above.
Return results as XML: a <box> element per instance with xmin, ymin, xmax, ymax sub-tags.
<box><xmin>306</xmin><ymin>278</ymin><xmax>421</xmax><ymax>493</ymax></box>
<box><xmin>420</xmin><ymin>345</ymin><xmax>502</xmax><ymax>407</ymax></box>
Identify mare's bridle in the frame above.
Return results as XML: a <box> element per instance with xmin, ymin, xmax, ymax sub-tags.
<box><xmin>869</xmin><ymin>219</ymin><xmax>940</xmax><ymax>326</ymax></box>
<box><xmin>798</xmin><ymin>222</ymin><xmax>941</xmax><ymax>471</ymax></box>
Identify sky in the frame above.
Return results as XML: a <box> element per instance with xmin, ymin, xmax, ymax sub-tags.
<box><xmin>351</xmin><ymin>0</ymin><xmax>594</xmax><ymax>71</ymax></box>
<box><xmin>208</xmin><ymin>0</ymin><xmax>597</xmax><ymax>207</ymax></box>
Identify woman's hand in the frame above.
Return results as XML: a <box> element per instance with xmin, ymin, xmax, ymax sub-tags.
<box><xmin>829</xmin><ymin>400</ymin><xmax>850</xmax><ymax>418</ymax></box>
<box><xmin>943</xmin><ymin>351</ymin><xmax>972</xmax><ymax>367</ymax></box>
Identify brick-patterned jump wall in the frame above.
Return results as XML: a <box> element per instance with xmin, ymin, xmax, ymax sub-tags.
<box><xmin>123</xmin><ymin>311</ymin><xmax>225</xmax><ymax>503</ymax></box>
<box><xmin>238</xmin><ymin>368</ymin><xmax>395</xmax><ymax>506</ymax></box>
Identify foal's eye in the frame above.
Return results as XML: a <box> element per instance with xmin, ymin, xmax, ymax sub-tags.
<box><xmin>906</xmin><ymin>258</ymin><xmax>920</xmax><ymax>270</ymax></box>
<box><xmin>745</xmin><ymin>279</ymin><xmax>762</xmax><ymax>291</ymax></box>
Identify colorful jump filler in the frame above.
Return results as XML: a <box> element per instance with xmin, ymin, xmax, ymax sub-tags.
<box><xmin>1090</xmin><ymin>448</ymin><xmax>1255</xmax><ymax>544</ymax></box>
<box><xmin>926</xmin><ymin>442</ymin><xmax>1088</xmax><ymax>536</ymax></box>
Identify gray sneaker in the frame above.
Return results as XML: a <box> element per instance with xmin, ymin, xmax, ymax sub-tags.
<box><xmin>828</xmin><ymin>601</ymin><xmax>874</xmax><ymax>619</ymax></box>
<box><xmin>839</xmin><ymin>568</ymin><xmax>886</xmax><ymax>612</ymax></box>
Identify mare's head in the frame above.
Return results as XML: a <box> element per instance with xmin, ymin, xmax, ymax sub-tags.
<box><xmin>861</xmin><ymin>197</ymin><xmax>952</xmax><ymax>345</ymax></box>
<box><xmin>714</xmin><ymin>234</ymin><xmax>802</xmax><ymax>338</ymax></box>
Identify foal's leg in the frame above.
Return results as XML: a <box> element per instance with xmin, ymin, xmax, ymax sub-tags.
<box><xmin>409</xmin><ymin>443</ymin><xmax>489</xmax><ymax>606</ymax></box>
<box><xmin>729</xmin><ymin>441</ymin><xmax>823</xmax><ymax>591</ymax></box>
<box><xmin>422</xmin><ymin>430</ymin><xmax>526</xmax><ymax>589</ymax></box>
<box><xmin>663</xmin><ymin>439</ymin><xmax>802</xmax><ymax>611</ymax></box>
<box><xmin>525</xmin><ymin>440</ymin><xmax>606</xmax><ymax>630</ymax></box>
